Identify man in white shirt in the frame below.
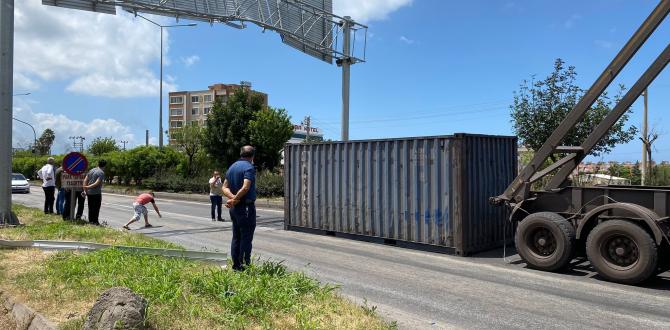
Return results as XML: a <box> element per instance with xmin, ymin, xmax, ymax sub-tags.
<box><xmin>37</xmin><ymin>157</ymin><xmax>56</xmax><ymax>214</ymax></box>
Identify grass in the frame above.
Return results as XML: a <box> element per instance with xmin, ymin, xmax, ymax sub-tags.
<box><xmin>0</xmin><ymin>205</ymin><xmax>395</xmax><ymax>329</ymax></box>
<box><xmin>1</xmin><ymin>204</ymin><xmax>180</xmax><ymax>249</ymax></box>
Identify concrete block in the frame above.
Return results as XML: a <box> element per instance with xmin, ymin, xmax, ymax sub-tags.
<box><xmin>12</xmin><ymin>303</ymin><xmax>35</xmax><ymax>330</ymax></box>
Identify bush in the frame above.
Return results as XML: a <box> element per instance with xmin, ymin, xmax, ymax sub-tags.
<box><xmin>256</xmin><ymin>170</ymin><xmax>284</xmax><ymax>197</ymax></box>
<box><xmin>143</xmin><ymin>173</ymin><xmax>210</xmax><ymax>194</ymax></box>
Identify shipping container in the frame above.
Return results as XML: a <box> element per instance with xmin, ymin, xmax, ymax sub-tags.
<box><xmin>284</xmin><ymin>133</ymin><xmax>518</xmax><ymax>255</ymax></box>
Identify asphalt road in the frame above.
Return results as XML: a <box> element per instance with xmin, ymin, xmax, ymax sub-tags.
<box><xmin>12</xmin><ymin>189</ymin><xmax>670</xmax><ymax>329</ymax></box>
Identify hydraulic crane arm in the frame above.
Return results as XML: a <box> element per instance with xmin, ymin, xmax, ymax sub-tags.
<box><xmin>492</xmin><ymin>0</ymin><xmax>670</xmax><ymax>204</ymax></box>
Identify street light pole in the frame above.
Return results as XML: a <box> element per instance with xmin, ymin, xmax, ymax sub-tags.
<box><xmin>12</xmin><ymin>117</ymin><xmax>37</xmax><ymax>177</ymax></box>
<box><xmin>133</xmin><ymin>14</ymin><xmax>196</xmax><ymax>148</ymax></box>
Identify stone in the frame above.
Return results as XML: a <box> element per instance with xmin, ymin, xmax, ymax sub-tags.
<box><xmin>28</xmin><ymin>313</ymin><xmax>57</xmax><ymax>330</ymax></box>
<box><xmin>11</xmin><ymin>303</ymin><xmax>35</xmax><ymax>330</ymax></box>
<box><xmin>2</xmin><ymin>292</ymin><xmax>15</xmax><ymax>311</ymax></box>
<box><xmin>83</xmin><ymin>287</ymin><xmax>148</xmax><ymax>330</ymax></box>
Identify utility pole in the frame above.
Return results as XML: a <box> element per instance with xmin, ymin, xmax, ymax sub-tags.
<box><xmin>145</xmin><ymin>130</ymin><xmax>149</xmax><ymax>146</ymax></box>
<box><xmin>69</xmin><ymin>136</ymin><xmax>85</xmax><ymax>153</ymax></box>
<box><xmin>339</xmin><ymin>16</ymin><xmax>352</xmax><ymax>141</ymax></box>
<box><xmin>641</xmin><ymin>89</ymin><xmax>648</xmax><ymax>186</ymax></box>
<box><xmin>120</xmin><ymin>140</ymin><xmax>128</xmax><ymax>151</ymax></box>
<box><xmin>0</xmin><ymin>0</ymin><xmax>19</xmax><ymax>224</ymax></box>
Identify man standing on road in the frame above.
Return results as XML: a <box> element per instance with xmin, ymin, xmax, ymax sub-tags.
<box><xmin>83</xmin><ymin>159</ymin><xmax>107</xmax><ymax>225</ymax></box>
<box><xmin>209</xmin><ymin>170</ymin><xmax>224</xmax><ymax>222</ymax></box>
<box><xmin>37</xmin><ymin>157</ymin><xmax>56</xmax><ymax>214</ymax></box>
<box><xmin>54</xmin><ymin>165</ymin><xmax>65</xmax><ymax>215</ymax></box>
<box><xmin>223</xmin><ymin>145</ymin><xmax>257</xmax><ymax>271</ymax></box>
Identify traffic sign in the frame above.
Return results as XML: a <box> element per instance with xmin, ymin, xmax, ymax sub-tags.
<box><xmin>62</xmin><ymin>173</ymin><xmax>84</xmax><ymax>190</ymax></box>
<box><xmin>63</xmin><ymin>152</ymin><xmax>88</xmax><ymax>176</ymax></box>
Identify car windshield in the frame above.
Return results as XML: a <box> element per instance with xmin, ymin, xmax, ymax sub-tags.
<box><xmin>12</xmin><ymin>174</ymin><xmax>26</xmax><ymax>181</ymax></box>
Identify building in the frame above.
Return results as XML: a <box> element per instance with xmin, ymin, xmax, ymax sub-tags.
<box><xmin>288</xmin><ymin>124</ymin><xmax>324</xmax><ymax>144</ymax></box>
<box><xmin>167</xmin><ymin>82</ymin><xmax>268</xmax><ymax>145</ymax></box>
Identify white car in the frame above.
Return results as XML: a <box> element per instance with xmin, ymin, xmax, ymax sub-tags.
<box><xmin>11</xmin><ymin>173</ymin><xmax>30</xmax><ymax>194</ymax></box>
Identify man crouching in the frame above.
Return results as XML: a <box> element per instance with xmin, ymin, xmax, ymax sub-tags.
<box><xmin>123</xmin><ymin>192</ymin><xmax>162</xmax><ymax>230</ymax></box>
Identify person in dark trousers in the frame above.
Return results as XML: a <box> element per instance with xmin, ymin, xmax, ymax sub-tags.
<box><xmin>223</xmin><ymin>146</ymin><xmax>257</xmax><ymax>271</ymax></box>
<box><xmin>209</xmin><ymin>170</ymin><xmax>224</xmax><ymax>221</ymax></box>
<box><xmin>54</xmin><ymin>165</ymin><xmax>65</xmax><ymax>215</ymax></box>
<box><xmin>37</xmin><ymin>157</ymin><xmax>56</xmax><ymax>214</ymax></box>
<box><xmin>62</xmin><ymin>188</ymin><xmax>85</xmax><ymax>220</ymax></box>
<box><xmin>83</xmin><ymin>159</ymin><xmax>107</xmax><ymax>225</ymax></box>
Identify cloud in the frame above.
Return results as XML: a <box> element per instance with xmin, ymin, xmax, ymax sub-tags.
<box><xmin>399</xmin><ymin>36</ymin><xmax>415</xmax><ymax>45</ymax></box>
<box><xmin>14</xmin><ymin>0</ymin><xmax>177</xmax><ymax>98</ymax></box>
<box><xmin>564</xmin><ymin>14</ymin><xmax>581</xmax><ymax>29</ymax></box>
<box><xmin>594</xmin><ymin>40</ymin><xmax>614</xmax><ymax>49</ymax></box>
<box><xmin>181</xmin><ymin>55</ymin><xmax>200</xmax><ymax>68</ymax></box>
<box><xmin>12</xmin><ymin>102</ymin><xmax>135</xmax><ymax>153</ymax></box>
<box><xmin>335</xmin><ymin>0</ymin><xmax>413</xmax><ymax>22</ymax></box>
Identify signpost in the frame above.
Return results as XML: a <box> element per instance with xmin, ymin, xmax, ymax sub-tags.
<box><xmin>62</xmin><ymin>152</ymin><xmax>88</xmax><ymax>220</ymax></box>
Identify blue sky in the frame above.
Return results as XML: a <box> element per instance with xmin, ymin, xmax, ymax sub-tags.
<box><xmin>11</xmin><ymin>0</ymin><xmax>670</xmax><ymax>162</ymax></box>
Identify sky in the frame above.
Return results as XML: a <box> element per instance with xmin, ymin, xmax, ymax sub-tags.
<box><xmin>10</xmin><ymin>0</ymin><xmax>670</xmax><ymax>162</ymax></box>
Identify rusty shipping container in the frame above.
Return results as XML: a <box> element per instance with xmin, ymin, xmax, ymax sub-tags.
<box><xmin>284</xmin><ymin>133</ymin><xmax>518</xmax><ymax>255</ymax></box>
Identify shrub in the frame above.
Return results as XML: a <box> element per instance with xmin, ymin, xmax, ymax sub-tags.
<box><xmin>143</xmin><ymin>173</ymin><xmax>210</xmax><ymax>194</ymax></box>
<box><xmin>256</xmin><ymin>170</ymin><xmax>284</xmax><ymax>197</ymax></box>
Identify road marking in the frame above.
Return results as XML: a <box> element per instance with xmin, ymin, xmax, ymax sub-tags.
<box><xmin>102</xmin><ymin>192</ymin><xmax>284</xmax><ymax>213</ymax></box>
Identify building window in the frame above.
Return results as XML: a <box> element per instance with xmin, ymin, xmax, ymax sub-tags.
<box><xmin>170</xmin><ymin>96</ymin><xmax>183</xmax><ymax>104</ymax></box>
<box><xmin>192</xmin><ymin>108</ymin><xmax>199</xmax><ymax>115</ymax></box>
<box><xmin>215</xmin><ymin>95</ymin><xmax>228</xmax><ymax>103</ymax></box>
<box><xmin>204</xmin><ymin>107</ymin><xmax>211</xmax><ymax>115</ymax></box>
<box><xmin>170</xmin><ymin>121</ymin><xmax>183</xmax><ymax>128</ymax></box>
<box><xmin>170</xmin><ymin>109</ymin><xmax>183</xmax><ymax>116</ymax></box>
<box><xmin>204</xmin><ymin>94</ymin><xmax>212</xmax><ymax>102</ymax></box>
<box><xmin>191</xmin><ymin>95</ymin><xmax>200</xmax><ymax>103</ymax></box>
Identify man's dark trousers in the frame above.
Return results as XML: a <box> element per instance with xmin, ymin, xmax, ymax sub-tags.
<box><xmin>210</xmin><ymin>195</ymin><xmax>223</xmax><ymax>220</ymax></box>
<box><xmin>62</xmin><ymin>190</ymin><xmax>85</xmax><ymax>220</ymax></box>
<box><xmin>87</xmin><ymin>194</ymin><xmax>102</xmax><ymax>224</ymax></box>
<box><xmin>229</xmin><ymin>202</ymin><xmax>256</xmax><ymax>270</ymax></box>
<box><xmin>42</xmin><ymin>186</ymin><xmax>55</xmax><ymax>214</ymax></box>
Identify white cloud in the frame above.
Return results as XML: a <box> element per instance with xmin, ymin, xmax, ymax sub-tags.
<box><xmin>14</xmin><ymin>0</ymin><xmax>178</xmax><ymax>98</ymax></box>
<box><xmin>335</xmin><ymin>0</ymin><xmax>413</xmax><ymax>22</ymax></box>
<box><xmin>181</xmin><ymin>55</ymin><xmax>200</xmax><ymax>68</ymax></box>
<box><xmin>12</xmin><ymin>102</ymin><xmax>135</xmax><ymax>153</ymax></box>
<box><xmin>399</xmin><ymin>36</ymin><xmax>415</xmax><ymax>45</ymax></box>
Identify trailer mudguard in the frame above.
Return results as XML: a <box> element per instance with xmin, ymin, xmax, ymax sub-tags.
<box><xmin>576</xmin><ymin>203</ymin><xmax>668</xmax><ymax>245</ymax></box>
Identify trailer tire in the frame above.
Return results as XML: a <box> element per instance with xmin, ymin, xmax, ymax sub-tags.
<box><xmin>586</xmin><ymin>220</ymin><xmax>657</xmax><ymax>284</ymax></box>
<box><xmin>516</xmin><ymin>212</ymin><xmax>575</xmax><ymax>272</ymax></box>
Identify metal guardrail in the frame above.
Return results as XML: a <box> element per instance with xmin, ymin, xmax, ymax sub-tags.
<box><xmin>0</xmin><ymin>239</ymin><xmax>227</xmax><ymax>264</ymax></box>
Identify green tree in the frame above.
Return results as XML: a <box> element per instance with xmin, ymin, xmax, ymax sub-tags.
<box><xmin>36</xmin><ymin>128</ymin><xmax>55</xmax><ymax>155</ymax></box>
<box><xmin>169</xmin><ymin>122</ymin><xmax>205</xmax><ymax>175</ymax></box>
<box><xmin>510</xmin><ymin>59</ymin><xmax>637</xmax><ymax>160</ymax></box>
<box><xmin>248</xmin><ymin>107</ymin><xmax>294</xmax><ymax>169</ymax></box>
<box><xmin>203</xmin><ymin>88</ymin><xmax>266</xmax><ymax>167</ymax></box>
<box><xmin>88</xmin><ymin>137</ymin><xmax>120</xmax><ymax>156</ymax></box>
<box><xmin>631</xmin><ymin>162</ymin><xmax>642</xmax><ymax>185</ymax></box>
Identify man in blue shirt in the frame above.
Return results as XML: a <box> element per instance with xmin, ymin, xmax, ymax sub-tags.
<box><xmin>223</xmin><ymin>145</ymin><xmax>257</xmax><ymax>271</ymax></box>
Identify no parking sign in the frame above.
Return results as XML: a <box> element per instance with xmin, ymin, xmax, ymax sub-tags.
<box><xmin>62</xmin><ymin>152</ymin><xmax>88</xmax><ymax>189</ymax></box>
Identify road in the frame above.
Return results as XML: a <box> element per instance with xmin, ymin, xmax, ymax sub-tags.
<box><xmin>12</xmin><ymin>189</ymin><xmax>670</xmax><ymax>329</ymax></box>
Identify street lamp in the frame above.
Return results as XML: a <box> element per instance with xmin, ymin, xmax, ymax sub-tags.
<box><xmin>133</xmin><ymin>13</ymin><xmax>196</xmax><ymax>148</ymax></box>
<box><xmin>12</xmin><ymin>117</ymin><xmax>37</xmax><ymax>177</ymax></box>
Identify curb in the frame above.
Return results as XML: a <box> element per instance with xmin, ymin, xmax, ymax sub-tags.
<box><xmin>0</xmin><ymin>290</ymin><xmax>56</xmax><ymax>330</ymax></box>
<box><xmin>28</xmin><ymin>182</ymin><xmax>285</xmax><ymax>209</ymax></box>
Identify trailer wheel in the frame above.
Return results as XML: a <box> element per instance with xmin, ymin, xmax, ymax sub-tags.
<box><xmin>586</xmin><ymin>220</ymin><xmax>658</xmax><ymax>284</ymax></box>
<box><xmin>516</xmin><ymin>212</ymin><xmax>575</xmax><ymax>271</ymax></box>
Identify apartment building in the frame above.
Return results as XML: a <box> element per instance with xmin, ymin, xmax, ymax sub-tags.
<box><xmin>167</xmin><ymin>82</ymin><xmax>268</xmax><ymax>144</ymax></box>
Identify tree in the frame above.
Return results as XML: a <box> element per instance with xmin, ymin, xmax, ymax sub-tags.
<box><xmin>248</xmin><ymin>107</ymin><xmax>294</xmax><ymax>169</ymax></box>
<box><xmin>510</xmin><ymin>59</ymin><xmax>637</xmax><ymax>160</ymax></box>
<box><xmin>88</xmin><ymin>137</ymin><xmax>120</xmax><ymax>156</ymax></box>
<box><xmin>36</xmin><ymin>128</ymin><xmax>55</xmax><ymax>155</ymax></box>
<box><xmin>204</xmin><ymin>88</ymin><xmax>266</xmax><ymax>167</ymax></box>
<box><xmin>169</xmin><ymin>122</ymin><xmax>204</xmax><ymax>175</ymax></box>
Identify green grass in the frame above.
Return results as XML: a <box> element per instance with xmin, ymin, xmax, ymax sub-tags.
<box><xmin>2</xmin><ymin>204</ymin><xmax>180</xmax><ymax>249</ymax></box>
<box><xmin>0</xmin><ymin>205</ymin><xmax>395</xmax><ymax>329</ymax></box>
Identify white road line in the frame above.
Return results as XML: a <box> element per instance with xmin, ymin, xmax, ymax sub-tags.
<box><xmin>102</xmin><ymin>192</ymin><xmax>284</xmax><ymax>213</ymax></box>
